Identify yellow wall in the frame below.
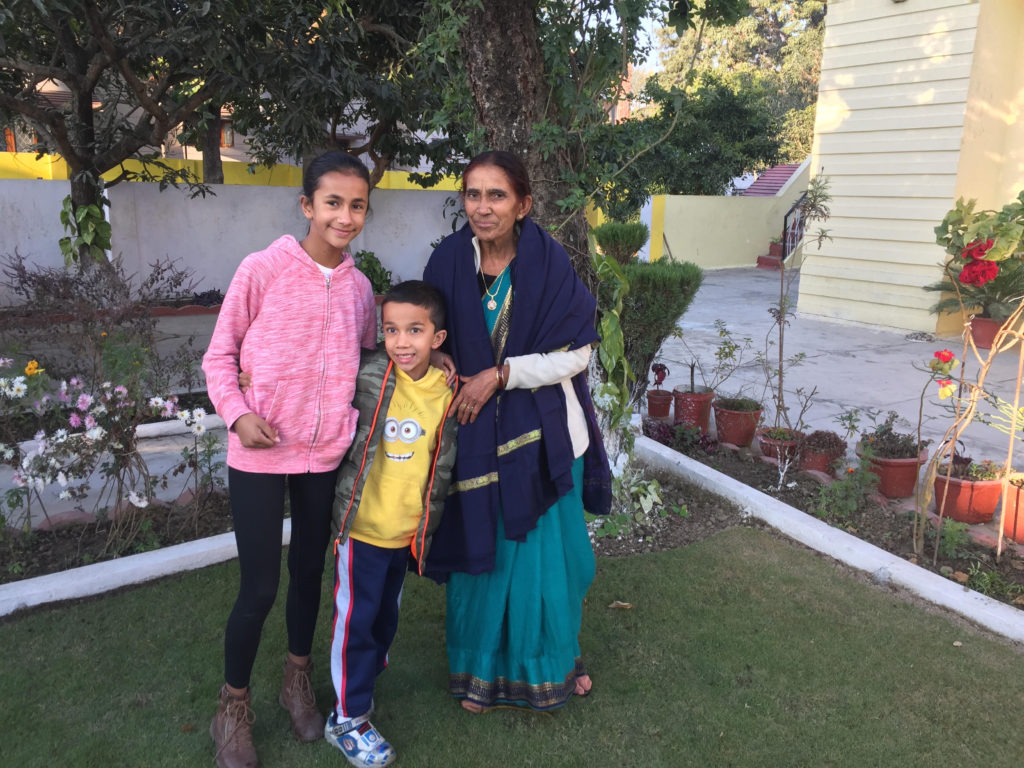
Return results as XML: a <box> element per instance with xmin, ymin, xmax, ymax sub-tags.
<box><xmin>0</xmin><ymin>153</ymin><xmax>459</xmax><ymax>190</ymax></box>
<box><xmin>659</xmin><ymin>162</ymin><xmax>810</xmax><ymax>270</ymax></box>
<box><xmin>802</xmin><ymin>0</ymin><xmax>984</xmax><ymax>331</ymax></box>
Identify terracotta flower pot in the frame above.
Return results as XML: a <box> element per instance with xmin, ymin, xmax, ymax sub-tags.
<box><xmin>933</xmin><ymin>474</ymin><xmax>1001</xmax><ymax>524</ymax></box>
<box><xmin>1003</xmin><ymin>482</ymin><xmax>1024</xmax><ymax>544</ymax></box>
<box><xmin>800</xmin><ymin>450</ymin><xmax>837</xmax><ymax>474</ymax></box>
<box><xmin>712</xmin><ymin>403</ymin><xmax>762</xmax><ymax>448</ymax></box>
<box><xmin>757</xmin><ymin>429</ymin><xmax>803</xmax><ymax>462</ymax></box>
<box><xmin>768</xmin><ymin>242</ymin><xmax>784</xmax><ymax>259</ymax></box>
<box><xmin>969</xmin><ymin>316</ymin><xmax>1003</xmax><ymax>350</ymax></box>
<box><xmin>646</xmin><ymin>388</ymin><xmax>672</xmax><ymax>420</ymax></box>
<box><xmin>859</xmin><ymin>447</ymin><xmax>928</xmax><ymax>499</ymax></box>
<box><xmin>673</xmin><ymin>386</ymin><xmax>714</xmax><ymax>433</ymax></box>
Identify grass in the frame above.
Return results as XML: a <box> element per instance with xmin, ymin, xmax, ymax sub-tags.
<box><xmin>2</xmin><ymin>527</ymin><xmax>1024</xmax><ymax>767</ymax></box>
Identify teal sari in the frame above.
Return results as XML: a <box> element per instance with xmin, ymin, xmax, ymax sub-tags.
<box><xmin>444</xmin><ymin>266</ymin><xmax>595</xmax><ymax>709</ymax></box>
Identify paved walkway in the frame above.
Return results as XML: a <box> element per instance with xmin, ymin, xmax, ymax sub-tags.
<box><xmin>655</xmin><ymin>266</ymin><xmax>1023</xmax><ymax>466</ymax></box>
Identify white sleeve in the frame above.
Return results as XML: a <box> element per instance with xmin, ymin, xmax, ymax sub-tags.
<box><xmin>505</xmin><ymin>346</ymin><xmax>593</xmax><ymax>459</ymax></box>
<box><xmin>505</xmin><ymin>346</ymin><xmax>591</xmax><ymax>390</ymax></box>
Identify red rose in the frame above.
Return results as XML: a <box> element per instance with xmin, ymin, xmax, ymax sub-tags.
<box><xmin>962</xmin><ymin>238</ymin><xmax>995</xmax><ymax>261</ymax></box>
<box><xmin>934</xmin><ymin>349</ymin><xmax>954</xmax><ymax>363</ymax></box>
<box><xmin>959</xmin><ymin>258</ymin><xmax>999</xmax><ymax>286</ymax></box>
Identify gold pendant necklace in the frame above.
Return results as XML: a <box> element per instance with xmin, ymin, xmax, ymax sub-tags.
<box><xmin>482</xmin><ymin>264</ymin><xmax>508</xmax><ymax>311</ymax></box>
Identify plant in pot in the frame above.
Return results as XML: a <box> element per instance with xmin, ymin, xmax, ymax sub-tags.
<box><xmin>646</xmin><ymin>361</ymin><xmax>672</xmax><ymax>420</ymax></box>
<box><xmin>932</xmin><ymin>443</ymin><xmax>1005</xmax><ymax>525</ymax></box>
<box><xmin>923</xmin><ymin>255</ymin><xmax>1024</xmax><ymax>350</ymax></box>
<box><xmin>799</xmin><ymin>429</ymin><xmax>847</xmax><ymax>475</ymax></box>
<box><xmin>754</xmin><ymin>175</ymin><xmax>831</xmax><ymax>472</ymax></box>
<box><xmin>857</xmin><ymin>411</ymin><xmax>931</xmax><ymax>499</ymax></box>
<box><xmin>768</xmin><ymin>234</ymin><xmax>784</xmax><ymax>260</ymax></box>
<box><xmin>353</xmin><ymin>250</ymin><xmax>395</xmax><ymax>297</ymax></box>
<box><xmin>930</xmin><ymin>191</ymin><xmax>1024</xmax><ymax>350</ymax></box>
<box><xmin>712</xmin><ymin>394</ymin><xmax>763</xmax><ymax>449</ymax></box>
<box><xmin>592</xmin><ymin>220</ymin><xmax>651</xmax><ymax>265</ymax></box>
<box><xmin>676</xmin><ymin>319</ymin><xmax>752</xmax><ymax>434</ymax></box>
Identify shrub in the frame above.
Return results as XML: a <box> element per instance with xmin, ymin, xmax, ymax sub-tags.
<box><xmin>353</xmin><ymin>250</ymin><xmax>394</xmax><ymax>295</ymax></box>
<box><xmin>592</xmin><ymin>221</ymin><xmax>650</xmax><ymax>265</ymax></box>
<box><xmin>611</xmin><ymin>259</ymin><xmax>702</xmax><ymax>406</ymax></box>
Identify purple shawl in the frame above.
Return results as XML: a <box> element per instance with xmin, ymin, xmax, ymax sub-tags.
<box><xmin>422</xmin><ymin>217</ymin><xmax>611</xmax><ymax>577</ymax></box>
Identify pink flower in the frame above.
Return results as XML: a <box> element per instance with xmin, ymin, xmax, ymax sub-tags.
<box><xmin>76</xmin><ymin>393</ymin><xmax>93</xmax><ymax>411</ymax></box>
<box><xmin>68</xmin><ymin>412</ymin><xmax>82</xmax><ymax>428</ymax></box>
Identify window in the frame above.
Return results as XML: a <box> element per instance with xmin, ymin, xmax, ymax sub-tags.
<box><xmin>220</xmin><ymin>119</ymin><xmax>234</xmax><ymax>148</ymax></box>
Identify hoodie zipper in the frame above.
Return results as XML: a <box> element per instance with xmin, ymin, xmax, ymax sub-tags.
<box><xmin>308</xmin><ymin>274</ymin><xmax>331</xmax><ymax>470</ymax></box>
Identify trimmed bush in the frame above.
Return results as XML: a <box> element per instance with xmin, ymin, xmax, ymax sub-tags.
<box><xmin>614</xmin><ymin>259</ymin><xmax>703</xmax><ymax>406</ymax></box>
<box><xmin>593</xmin><ymin>220</ymin><xmax>650</xmax><ymax>265</ymax></box>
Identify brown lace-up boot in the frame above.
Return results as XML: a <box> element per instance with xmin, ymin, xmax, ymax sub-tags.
<box><xmin>210</xmin><ymin>685</ymin><xmax>258</xmax><ymax>768</ymax></box>
<box><xmin>279</xmin><ymin>656</ymin><xmax>325</xmax><ymax>742</ymax></box>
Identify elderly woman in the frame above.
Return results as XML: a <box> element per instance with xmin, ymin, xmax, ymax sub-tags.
<box><xmin>423</xmin><ymin>150</ymin><xmax>610</xmax><ymax>712</ymax></box>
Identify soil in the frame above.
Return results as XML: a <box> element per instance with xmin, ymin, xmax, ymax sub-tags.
<box><xmin>645</xmin><ymin>425</ymin><xmax>1024</xmax><ymax>608</ymax></box>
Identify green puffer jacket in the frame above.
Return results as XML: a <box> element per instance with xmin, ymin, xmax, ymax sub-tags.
<box><xmin>332</xmin><ymin>348</ymin><xmax>459</xmax><ymax>575</ymax></box>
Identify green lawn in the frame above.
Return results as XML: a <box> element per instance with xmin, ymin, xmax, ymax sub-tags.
<box><xmin>2</xmin><ymin>527</ymin><xmax>1022</xmax><ymax>767</ymax></box>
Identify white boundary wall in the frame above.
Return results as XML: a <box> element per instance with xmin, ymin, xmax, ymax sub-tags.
<box><xmin>0</xmin><ymin>180</ymin><xmax>455</xmax><ymax>298</ymax></box>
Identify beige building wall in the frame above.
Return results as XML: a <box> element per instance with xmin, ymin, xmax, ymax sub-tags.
<box><xmin>801</xmin><ymin>0</ymin><xmax>987</xmax><ymax>331</ymax></box>
<box><xmin>661</xmin><ymin>161</ymin><xmax>810</xmax><ymax>270</ymax></box>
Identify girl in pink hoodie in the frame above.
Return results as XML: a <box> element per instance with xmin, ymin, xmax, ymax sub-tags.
<box><xmin>203</xmin><ymin>151</ymin><xmax>377</xmax><ymax>768</ymax></box>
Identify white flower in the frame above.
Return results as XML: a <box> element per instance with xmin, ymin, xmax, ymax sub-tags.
<box><xmin>127</xmin><ymin>490</ymin><xmax>149</xmax><ymax>508</ymax></box>
<box><xmin>177</xmin><ymin>409</ymin><xmax>190</xmax><ymax>422</ymax></box>
<box><xmin>2</xmin><ymin>447</ymin><xmax>13</xmax><ymax>460</ymax></box>
<box><xmin>10</xmin><ymin>379</ymin><xmax>27</xmax><ymax>397</ymax></box>
<box><xmin>57</xmin><ymin>471</ymin><xmax>68</xmax><ymax>487</ymax></box>
<box><xmin>149</xmin><ymin>396</ymin><xmax>164</xmax><ymax>408</ymax></box>
<box><xmin>59</xmin><ymin>490</ymin><xmax>71</xmax><ymax>500</ymax></box>
<box><xmin>192</xmin><ymin>407</ymin><xmax>207</xmax><ymax>421</ymax></box>
<box><xmin>85</xmin><ymin>426</ymin><xmax>106</xmax><ymax>441</ymax></box>
<box><xmin>101</xmin><ymin>381</ymin><xmax>111</xmax><ymax>390</ymax></box>
<box><xmin>53</xmin><ymin>428</ymin><xmax>68</xmax><ymax>442</ymax></box>
<box><xmin>191</xmin><ymin>422</ymin><xmax>206</xmax><ymax>436</ymax></box>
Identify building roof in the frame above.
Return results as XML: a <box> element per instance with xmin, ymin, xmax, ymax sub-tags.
<box><xmin>741</xmin><ymin>163</ymin><xmax>802</xmax><ymax>197</ymax></box>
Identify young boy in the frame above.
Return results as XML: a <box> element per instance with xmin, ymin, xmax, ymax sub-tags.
<box><xmin>324</xmin><ymin>280</ymin><xmax>457</xmax><ymax>768</ymax></box>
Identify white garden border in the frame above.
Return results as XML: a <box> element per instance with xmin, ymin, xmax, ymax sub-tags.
<box><xmin>5</xmin><ymin>430</ymin><xmax>1024</xmax><ymax>646</ymax></box>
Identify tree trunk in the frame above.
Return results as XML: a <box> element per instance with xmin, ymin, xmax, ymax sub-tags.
<box><xmin>201</xmin><ymin>103</ymin><xmax>224</xmax><ymax>185</ymax></box>
<box><xmin>457</xmin><ymin>0</ymin><xmax>596</xmax><ymax>292</ymax></box>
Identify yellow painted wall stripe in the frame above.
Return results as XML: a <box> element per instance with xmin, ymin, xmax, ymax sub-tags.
<box><xmin>649</xmin><ymin>195</ymin><xmax>665</xmax><ymax>262</ymax></box>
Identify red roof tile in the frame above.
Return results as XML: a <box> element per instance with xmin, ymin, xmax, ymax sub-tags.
<box><xmin>741</xmin><ymin>163</ymin><xmax>802</xmax><ymax>197</ymax></box>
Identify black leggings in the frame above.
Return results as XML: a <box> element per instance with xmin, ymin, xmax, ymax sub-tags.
<box><xmin>223</xmin><ymin>467</ymin><xmax>337</xmax><ymax>689</ymax></box>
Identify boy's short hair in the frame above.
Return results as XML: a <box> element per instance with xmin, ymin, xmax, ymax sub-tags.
<box><xmin>381</xmin><ymin>280</ymin><xmax>447</xmax><ymax>331</ymax></box>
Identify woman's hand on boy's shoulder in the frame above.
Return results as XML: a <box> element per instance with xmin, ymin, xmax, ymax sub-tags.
<box><xmin>430</xmin><ymin>350</ymin><xmax>457</xmax><ymax>388</ymax></box>
<box><xmin>238</xmin><ymin>371</ymin><xmax>252</xmax><ymax>393</ymax></box>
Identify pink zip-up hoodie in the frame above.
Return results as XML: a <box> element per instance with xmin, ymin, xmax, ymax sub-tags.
<box><xmin>202</xmin><ymin>235</ymin><xmax>377</xmax><ymax>474</ymax></box>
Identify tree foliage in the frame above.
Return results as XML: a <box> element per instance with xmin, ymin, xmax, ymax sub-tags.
<box><xmin>592</xmin><ymin>75</ymin><xmax>779</xmax><ymax>218</ymax></box>
<box><xmin>659</xmin><ymin>0</ymin><xmax>826</xmax><ymax>163</ymax></box>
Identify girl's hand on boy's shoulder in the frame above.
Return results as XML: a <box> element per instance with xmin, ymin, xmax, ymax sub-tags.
<box><xmin>235</xmin><ymin>413</ymin><xmax>279</xmax><ymax>448</ymax></box>
<box><xmin>238</xmin><ymin>371</ymin><xmax>252</xmax><ymax>393</ymax></box>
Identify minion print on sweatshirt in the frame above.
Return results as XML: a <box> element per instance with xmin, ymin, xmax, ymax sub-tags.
<box><xmin>348</xmin><ymin>365</ymin><xmax>452</xmax><ymax>548</ymax></box>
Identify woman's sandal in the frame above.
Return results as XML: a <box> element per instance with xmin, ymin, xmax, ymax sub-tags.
<box><xmin>460</xmin><ymin>700</ymin><xmax>492</xmax><ymax>714</ymax></box>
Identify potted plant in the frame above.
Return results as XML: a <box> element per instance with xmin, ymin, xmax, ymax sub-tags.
<box><xmin>675</xmin><ymin>320</ymin><xmax>752</xmax><ymax>434</ymax></box>
<box><xmin>857</xmin><ymin>411</ymin><xmax>931</xmax><ymax>499</ymax></box>
<box><xmin>592</xmin><ymin>220</ymin><xmax>650</xmax><ymax>265</ymax></box>
<box><xmin>799</xmin><ymin>429</ymin><xmax>847</xmax><ymax>475</ymax></box>
<box><xmin>646</xmin><ymin>362</ymin><xmax>672</xmax><ymax>420</ymax></box>
<box><xmin>930</xmin><ymin>192</ymin><xmax>1024</xmax><ymax>349</ymax></box>
<box><xmin>933</xmin><ymin>450</ymin><xmax>1005</xmax><ymax>524</ymax></box>
<box><xmin>923</xmin><ymin>257</ymin><xmax>1024</xmax><ymax>349</ymax></box>
<box><xmin>754</xmin><ymin>175</ymin><xmax>831</xmax><ymax>469</ymax></box>
<box><xmin>353</xmin><ymin>249</ymin><xmax>395</xmax><ymax>299</ymax></box>
<box><xmin>767</xmin><ymin>235</ymin><xmax>784</xmax><ymax>260</ymax></box>
<box><xmin>712</xmin><ymin>395</ymin><xmax>763</xmax><ymax>448</ymax></box>
<box><xmin>1003</xmin><ymin>475</ymin><xmax>1024</xmax><ymax>544</ymax></box>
